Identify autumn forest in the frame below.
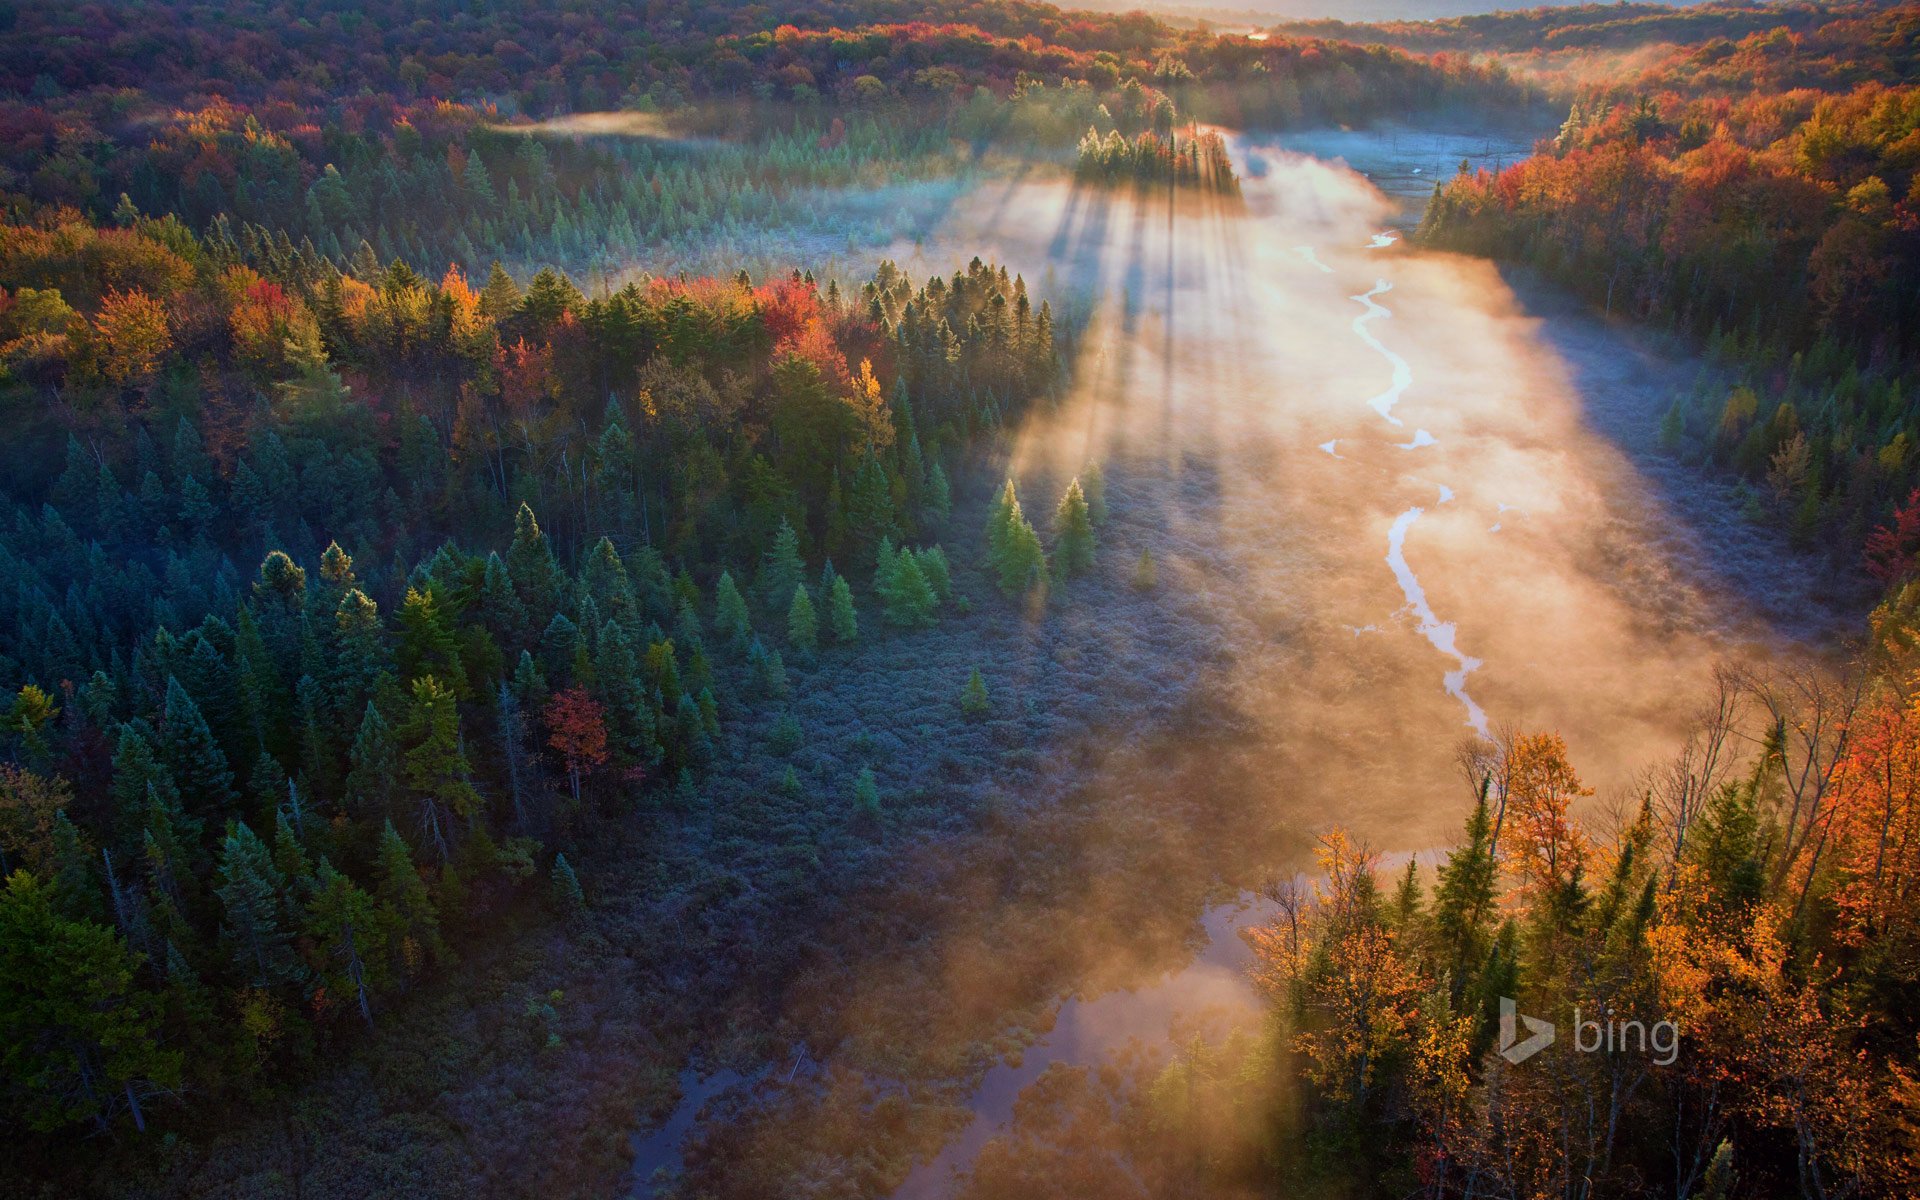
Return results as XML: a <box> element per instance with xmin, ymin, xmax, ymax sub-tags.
<box><xmin>3</xmin><ymin>1</ymin><xmax>1920</xmax><ymax>1198</ymax></box>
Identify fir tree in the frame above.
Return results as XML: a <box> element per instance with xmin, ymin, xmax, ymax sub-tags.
<box><xmin>758</xmin><ymin>517</ymin><xmax>805</xmax><ymax>612</ymax></box>
<box><xmin>961</xmin><ymin>668</ymin><xmax>991</xmax><ymax>719</ymax></box>
<box><xmin>213</xmin><ymin>821</ymin><xmax>302</xmax><ymax>990</ymax></box>
<box><xmin>1081</xmin><ymin>461</ymin><xmax>1108</xmax><ymax>525</ymax></box>
<box><xmin>713</xmin><ymin>571</ymin><xmax>753</xmax><ymax>653</ymax></box>
<box><xmin>304</xmin><ymin>861</ymin><xmax>389</xmax><ymax>1027</ymax></box>
<box><xmin>398</xmin><ymin>677</ymin><xmax>481</xmax><ymax>863</ymax></box>
<box><xmin>828</xmin><ymin>574</ymin><xmax>858</xmax><ymax>643</ymax></box>
<box><xmin>1052</xmin><ymin>478</ymin><xmax>1095</xmax><ymax>578</ymax></box>
<box><xmin>375</xmin><ymin>821</ymin><xmax>448</xmax><ymax>972</ymax></box>
<box><xmin>879</xmin><ymin>548</ymin><xmax>938</xmax><ymax>627</ymax></box>
<box><xmin>161</xmin><ymin>677</ymin><xmax>234</xmax><ymax>814</ymax></box>
<box><xmin>550</xmin><ymin>853</ymin><xmax>585</xmax><ymax>912</ymax></box>
<box><xmin>507</xmin><ymin>503</ymin><xmax>567</xmax><ymax>631</ymax></box>
<box><xmin>345</xmin><ymin>701</ymin><xmax>398</xmax><ymax>822</ymax></box>
<box><xmin>775</xmin><ymin>573</ymin><xmax>817</xmax><ymax>655</ymax></box>
<box><xmin>853</xmin><ymin>767</ymin><xmax>882</xmax><ymax>819</ymax></box>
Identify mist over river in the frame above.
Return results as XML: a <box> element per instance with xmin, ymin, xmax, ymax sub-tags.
<box><xmin>637</xmin><ymin>128</ymin><xmax>1851</xmax><ymax>1198</ymax></box>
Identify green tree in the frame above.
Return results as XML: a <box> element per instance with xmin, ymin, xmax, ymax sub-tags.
<box><xmin>0</xmin><ymin>872</ymin><xmax>181</xmax><ymax>1133</ymax></box>
<box><xmin>1133</xmin><ymin>549</ymin><xmax>1157</xmax><ymax>590</ymax></box>
<box><xmin>1052</xmin><ymin>478</ymin><xmax>1095</xmax><ymax>578</ymax></box>
<box><xmin>1081</xmin><ymin>461</ymin><xmax>1108</xmax><ymax>525</ymax></box>
<box><xmin>758</xmin><ymin>517</ymin><xmax>805</xmax><ymax>612</ymax></box>
<box><xmin>828</xmin><ymin>574</ymin><xmax>858</xmax><ymax>642</ymax></box>
<box><xmin>375</xmin><ymin>821</ymin><xmax>448</xmax><ymax>973</ymax></box>
<box><xmin>399</xmin><ymin>677</ymin><xmax>482</xmax><ymax>863</ymax></box>
<box><xmin>961</xmin><ymin>668</ymin><xmax>990</xmax><ymax>719</ymax></box>
<box><xmin>713</xmin><ymin>571</ymin><xmax>753</xmax><ymax>653</ymax></box>
<box><xmin>787</xmin><ymin>584</ymin><xmax>819</xmax><ymax>656</ymax></box>
<box><xmin>161</xmin><ymin>677</ymin><xmax>235</xmax><ymax>815</ymax></box>
<box><xmin>345</xmin><ymin>701</ymin><xmax>398</xmax><ymax>822</ymax></box>
<box><xmin>853</xmin><ymin>767</ymin><xmax>882</xmax><ymax>819</ymax></box>
<box><xmin>550</xmin><ymin>853</ymin><xmax>584</xmax><ymax>912</ymax></box>
<box><xmin>507</xmin><ymin>503</ymin><xmax>567</xmax><ymax>631</ymax></box>
<box><xmin>879</xmin><ymin>548</ymin><xmax>938</xmax><ymax>627</ymax></box>
<box><xmin>213</xmin><ymin>821</ymin><xmax>302</xmax><ymax>990</ymax></box>
<box><xmin>304</xmin><ymin>861</ymin><xmax>390</xmax><ymax>1027</ymax></box>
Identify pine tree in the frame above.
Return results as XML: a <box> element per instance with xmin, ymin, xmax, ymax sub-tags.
<box><xmin>853</xmin><ymin>767</ymin><xmax>882</xmax><ymax>819</ymax></box>
<box><xmin>787</xmin><ymin>585</ymin><xmax>819</xmax><ymax>656</ymax></box>
<box><xmin>304</xmin><ymin>861</ymin><xmax>389</xmax><ymax>1027</ymax></box>
<box><xmin>506</xmin><ymin>503</ymin><xmax>567</xmax><ymax>631</ymax></box>
<box><xmin>961</xmin><ymin>668</ymin><xmax>990</xmax><ymax>719</ymax></box>
<box><xmin>480</xmin><ymin>262</ymin><xmax>521</xmax><ymax>320</ymax></box>
<box><xmin>330</xmin><ymin>588</ymin><xmax>388</xmax><ymax>731</ymax></box>
<box><xmin>915</xmin><ymin>546</ymin><xmax>952</xmax><ymax>605</ymax></box>
<box><xmin>550</xmin><ymin>853</ymin><xmax>585</xmax><ymax>912</ymax></box>
<box><xmin>161</xmin><ymin>677</ymin><xmax>234</xmax><ymax>814</ymax></box>
<box><xmin>1132</xmin><ymin>549</ymin><xmax>1157</xmax><ymax>590</ymax></box>
<box><xmin>214</xmin><ymin>821</ymin><xmax>302</xmax><ymax>989</ymax></box>
<box><xmin>1052</xmin><ymin>478</ymin><xmax>1095</xmax><ymax>578</ymax></box>
<box><xmin>879</xmin><ymin>549</ymin><xmax>937</xmax><ymax>627</ymax></box>
<box><xmin>397</xmin><ymin>586</ymin><xmax>466</xmax><ymax>694</ymax></box>
<box><xmin>345</xmin><ymin>701</ymin><xmax>398</xmax><ymax>821</ymax></box>
<box><xmin>713</xmin><ymin>571</ymin><xmax>753</xmax><ymax>652</ymax></box>
<box><xmin>758</xmin><ymin>517</ymin><xmax>805</xmax><ymax>612</ymax></box>
<box><xmin>375</xmin><ymin>821</ymin><xmax>448</xmax><ymax>972</ymax></box>
<box><xmin>0</xmin><ymin>872</ymin><xmax>181</xmax><ymax>1133</ymax></box>
<box><xmin>398</xmin><ymin>677</ymin><xmax>481</xmax><ymax>863</ymax></box>
<box><xmin>1081</xmin><ymin>461</ymin><xmax>1108</xmax><ymax>525</ymax></box>
<box><xmin>828</xmin><ymin>574</ymin><xmax>858</xmax><ymax>643</ymax></box>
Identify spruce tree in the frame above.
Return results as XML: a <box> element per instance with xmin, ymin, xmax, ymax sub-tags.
<box><xmin>853</xmin><ymin>767</ymin><xmax>882</xmax><ymax>819</ymax></box>
<box><xmin>1081</xmin><ymin>461</ymin><xmax>1108</xmax><ymax>525</ymax></box>
<box><xmin>758</xmin><ymin>518</ymin><xmax>805</xmax><ymax>612</ymax></box>
<box><xmin>787</xmin><ymin>585</ymin><xmax>819</xmax><ymax>656</ymax></box>
<box><xmin>398</xmin><ymin>677</ymin><xmax>481</xmax><ymax>863</ymax></box>
<box><xmin>713</xmin><ymin>571</ymin><xmax>753</xmax><ymax>652</ymax></box>
<box><xmin>961</xmin><ymin>668</ymin><xmax>991</xmax><ymax>719</ymax></box>
<box><xmin>214</xmin><ymin>821</ymin><xmax>302</xmax><ymax>990</ymax></box>
<box><xmin>880</xmin><ymin>550</ymin><xmax>937</xmax><ymax>627</ymax></box>
<box><xmin>506</xmin><ymin>503</ymin><xmax>567</xmax><ymax>631</ymax></box>
<box><xmin>550</xmin><ymin>853</ymin><xmax>585</xmax><ymax>912</ymax></box>
<box><xmin>828</xmin><ymin>574</ymin><xmax>858</xmax><ymax>643</ymax></box>
<box><xmin>345</xmin><ymin>701</ymin><xmax>398</xmax><ymax>822</ymax></box>
<box><xmin>304</xmin><ymin>861</ymin><xmax>388</xmax><ymax>1027</ymax></box>
<box><xmin>1052</xmin><ymin>478</ymin><xmax>1095</xmax><ymax>578</ymax></box>
<box><xmin>161</xmin><ymin>677</ymin><xmax>235</xmax><ymax>814</ymax></box>
<box><xmin>375</xmin><ymin>821</ymin><xmax>448</xmax><ymax>971</ymax></box>
<box><xmin>1133</xmin><ymin>549</ymin><xmax>1157</xmax><ymax>590</ymax></box>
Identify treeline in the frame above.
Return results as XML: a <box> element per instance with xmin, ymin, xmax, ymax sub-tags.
<box><xmin>1419</xmin><ymin>74</ymin><xmax>1920</xmax><ymax>565</ymax></box>
<box><xmin>959</xmin><ymin>640</ymin><xmax>1920</xmax><ymax>1197</ymax></box>
<box><xmin>1075</xmin><ymin>126</ymin><xmax>1240</xmax><ymax>194</ymax></box>
<box><xmin>0</xmin><ymin>193</ymin><xmax>1062</xmax><ymax>1142</ymax></box>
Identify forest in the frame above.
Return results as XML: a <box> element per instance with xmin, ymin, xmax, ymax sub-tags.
<box><xmin>4</xmin><ymin>0</ymin><xmax>1920</xmax><ymax>1198</ymax></box>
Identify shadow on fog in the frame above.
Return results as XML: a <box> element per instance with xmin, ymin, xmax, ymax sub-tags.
<box><xmin>640</xmin><ymin>127</ymin><xmax>1855</xmax><ymax>1200</ymax></box>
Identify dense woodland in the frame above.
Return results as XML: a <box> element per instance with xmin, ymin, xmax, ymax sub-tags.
<box><xmin>1409</xmin><ymin>2</ymin><xmax>1920</xmax><ymax>569</ymax></box>
<box><xmin>5</xmin><ymin>0</ymin><xmax>1920</xmax><ymax>1197</ymax></box>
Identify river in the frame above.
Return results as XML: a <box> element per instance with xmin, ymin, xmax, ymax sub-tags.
<box><xmin>630</xmin><ymin>124</ymin><xmax>1849</xmax><ymax>1199</ymax></box>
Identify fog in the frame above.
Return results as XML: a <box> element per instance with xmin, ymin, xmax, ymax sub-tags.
<box><xmin>648</xmin><ymin>131</ymin><xmax>1846</xmax><ymax>1198</ymax></box>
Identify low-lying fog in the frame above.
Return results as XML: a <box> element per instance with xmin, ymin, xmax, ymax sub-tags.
<box><xmin>640</xmin><ymin>128</ymin><xmax>1849</xmax><ymax>1197</ymax></box>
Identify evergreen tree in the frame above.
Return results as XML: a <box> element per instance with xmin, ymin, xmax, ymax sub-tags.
<box><xmin>304</xmin><ymin>861</ymin><xmax>389</xmax><ymax>1027</ymax></box>
<box><xmin>961</xmin><ymin>668</ymin><xmax>991</xmax><ymax>719</ymax></box>
<box><xmin>0</xmin><ymin>872</ymin><xmax>181</xmax><ymax>1133</ymax></box>
<box><xmin>550</xmin><ymin>853</ymin><xmax>584</xmax><ymax>912</ymax></box>
<box><xmin>879</xmin><ymin>548</ymin><xmax>937</xmax><ymax>627</ymax></box>
<box><xmin>713</xmin><ymin>571</ymin><xmax>753</xmax><ymax>653</ymax></box>
<box><xmin>506</xmin><ymin>503</ymin><xmax>567</xmax><ymax>631</ymax></box>
<box><xmin>1081</xmin><ymin>461</ymin><xmax>1108</xmax><ymax>525</ymax></box>
<box><xmin>758</xmin><ymin>517</ymin><xmax>805</xmax><ymax>612</ymax></box>
<box><xmin>398</xmin><ymin>677</ymin><xmax>481</xmax><ymax>863</ymax></box>
<box><xmin>1052</xmin><ymin>478</ymin><xmax>1095</xmax><ymax>579</ymax></box>
<box><xmin>345</xmin><ymin>701</ymin><xmax>398</xmax><ymax>821</ymax></box>
<box><xmin>915</xmin><ymin>546</ymin><xmax>952</xmax><ymax>605</ymax></box>
<box><xmin>213</xmin><ymin>821</ymin><xmax>302</xmax><ymax>990</ymax></box>
<box><xmin>853</xmin><ymin>767</ymin><xmax>882</xmax><ymax>819</ymax></box>
<box><xmin>161</xmin><ymin>677</ymin><xmax>234</xmax><ymax>814</ymax></box>
<box><xmin>1133</xmin><ymin>549</ymin><xmax>1157</xmax><ymax>590</ymax></box>
<box><xmin>375</xmin><ymin>821</ymin><xmax>448</xmax><ymax>972</ymax></box>
<box><xmin>787</xmin><ymin>585</ymin><xmax>819</xmax><ymax>656</ymax></box>
<box><xmin>828</xmin><ymin>574</ymin><xmax>858</xmax><ymax>643</ymax></box>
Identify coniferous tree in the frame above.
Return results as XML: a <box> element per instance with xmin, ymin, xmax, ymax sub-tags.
<box><xmin>713</xmin><ymin>571</ymin><xmax>753</xmax><ymax>653</ymax></box>
<box><xmin>161</xmin><ymin>677</ymin><xmax>235</xmax><ymax>814</ymax></box>
<box><xmin>853</xmin><ymin>767</ymin><xmax>881</xmax><ymax>819</ymax></box>
<box><xmin>1081</xmin><ymin>461</ymin><xmax>1107</xmax><ymax>525</ymax></box>
<box><xmin>213</xmin><ymin>821</ymin><xmax>301</xmax><ymax>990</ymax></box>
<box><xmin>758</xmin><ymin>518</ymin><xmax>804</xmax><ymax>612</ymax></box>
<box><xmin>961</xmin><ymin>667</ymin><xmax>990</xmax><ymax>719</ymax></box>
<box><xmin>375</xmin><ymin>821</ymin><xmax>447</xmax><ymax>972</ymax></box>
<box><xmin>828</xmin><ymin>574</ymin><xmax>858</xmax><ymax>643</ymax></box>
<box><xmin>0</xmin><ymin>872</ymin><xmax>180</xmax><ymax>1134</ymax></box>
<box><xmin>506</xmin><ymin>503</ymin><xmax>567</xmax><ymax>632</ymax></box>
<box><xmin>1052</xmin><ymin>478</ymin><xmax>1095</xmax><ymax>579</ymax></box>
<box><xmin>304</xmin><ymin>861</ymin><xmax>389</xmax><ymax>1027</ymax></box>
<box><xmin>398</xmin><ymin>677</ymin><xmax>481</xmax><ymax>863</ymax></box>
<box><xmin>1133</xmin><ymin>548</ymin><xmax>1157</xmax><ymax>590</ymax></box>
<box><xmin>550</xmin><ymin>853</ymin><xmax>584</xmax><ymax>912</ymax></box>
<box><xmin>879</xmin><ymin>549</ymin><xmax>937</xmax><ymax>627</ymax></box>
<box><xmin>787</xmin><ymin>585</ymin><xmax>819</xmax><ymax>656</ymax></box>
<box><xmin>345</xmin><ymin>702</ymin><xmax>398</xmax><ymax>822</ymax></box>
